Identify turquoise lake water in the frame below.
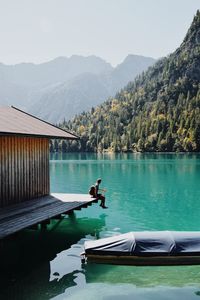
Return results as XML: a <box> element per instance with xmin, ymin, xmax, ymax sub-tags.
<box><xmin>1</xmin><ymin>153</ymin><xmax>200</xmax><ymax>299</ymax></box>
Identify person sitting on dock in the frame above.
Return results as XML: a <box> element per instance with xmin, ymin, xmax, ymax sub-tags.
<box><xmin>95</xmin><ymin>178</ymin><xmax>108</xmax><ymax>209</ymax></box>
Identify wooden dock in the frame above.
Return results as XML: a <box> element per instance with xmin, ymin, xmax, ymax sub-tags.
<box><xmin>0</xmin><ymin>193</ymin><xmax>98</xmax><ymax>239</ymax></box>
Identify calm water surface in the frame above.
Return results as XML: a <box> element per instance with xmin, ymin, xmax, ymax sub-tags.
<box><xmin>1</xmin><ymin>153</ymin><xmax>200</xmax><ymax>300</ymax></box>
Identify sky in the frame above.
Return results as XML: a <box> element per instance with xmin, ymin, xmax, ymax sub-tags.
<box><xmin>0</xmin><ymin>0</ymin><xmax>199</xmax><ymax>66</ymax></box>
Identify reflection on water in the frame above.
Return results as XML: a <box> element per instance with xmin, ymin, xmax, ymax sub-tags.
<box><xmin>84</xmin><ymin>263</ymin><xmax>200</xmax><ymax>287</ymax></box>
<box><xmin>1</xmin><ymin>153</ymin><xmax>200</xmax><ymax>300</ymax></box>
<box><xmin>50</xmin><ymin>152</ymin><xmax>200</xmax><ymax>161</ymax></box>
<box><xmin>0</xmin><ymin>214</ymin><xmax>106</xmax><ymax>300</ymax></box>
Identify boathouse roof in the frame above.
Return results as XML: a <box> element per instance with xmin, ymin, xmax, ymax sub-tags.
<box><xmin>0</xmin><ymin>106</ymin><xmax>78</xmax><ymax>139</ymax></box>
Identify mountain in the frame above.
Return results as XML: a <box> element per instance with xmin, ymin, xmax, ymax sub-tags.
<box><xmin>0</xmin><ymin>55</ymin><xmax>112</xmax><ymax>87</ymax></box>
<box><xmin>62</xmin><ymin>10</ymin><xmax>200</xmax><ymax>153</ymax></box>
<box><xmin>0</xmin><ymin>54</ymin><xmax>155</xmax><ymax>123</ymax></box>
<box><xmin>110</xmin><ymin>54</ymin><xmax>156</xmax><ymax>92</ymax></box>
<box><xmin>29</xmin><ymin>55</ymin><xmax>155</xmax><ymax>123</ymax></box>
<box><xmin>30</xmin><ymin>73</ymin><xmax>112</xmax><ymax>123</ymax></box>
<box><xmin>0</xmin><ymin>55</ymin><xmax>112</xmax><ymax>108</ymax></box>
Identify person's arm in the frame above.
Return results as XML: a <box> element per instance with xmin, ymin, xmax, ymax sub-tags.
<box><xmin>99</xmin><ymin>188</ymin><xmax>107</xmax><ymax>192</ymax></box>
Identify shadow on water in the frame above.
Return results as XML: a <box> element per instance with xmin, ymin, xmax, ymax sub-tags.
<box><xmin>2</xmin><ymin>211</ymin><xmax>200</xmax><ymax>300</ymax></box>
<box><xmin>0</xmin><ymin>213</ymin><xmax>106</xmax><ymax>300</ymax></box>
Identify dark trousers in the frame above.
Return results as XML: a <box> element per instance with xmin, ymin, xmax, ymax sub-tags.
<box><xmin>97</xmin><ymin>194</ymin><xmax>105</xmax><ymax>206</ymax></box>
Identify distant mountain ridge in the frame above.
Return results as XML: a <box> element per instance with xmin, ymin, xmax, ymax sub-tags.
<box><xmin>63</xmin><ymin>10</ymin><xmax>200</xmax><ymax>153</ymax></box>
<box><xmin>0</xmin><ymin>55</ymin><xmax>112</xmax><ymax>87</ymax></box>
<box><xmin>0</xmin><ymin>54</ymin><xmax>155</xmax><ymax>123</ymax></box>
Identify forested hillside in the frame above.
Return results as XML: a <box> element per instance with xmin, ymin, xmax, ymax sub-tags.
<box><xmin>55</xmin><ymin>11</ymin><xmax>200</xmax><ymax>153</ymax></box>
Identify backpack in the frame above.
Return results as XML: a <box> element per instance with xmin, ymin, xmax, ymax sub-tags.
<box><xmin>89</xmin><ymin>185</ymin><xmax>96</xmax><ymax>197</ymax></box>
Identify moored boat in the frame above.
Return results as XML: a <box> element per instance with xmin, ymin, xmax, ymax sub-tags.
<box><xmin>82</xmin><ymin>231</ymin><xmax>200</xmax><ymax>266</ymax></box>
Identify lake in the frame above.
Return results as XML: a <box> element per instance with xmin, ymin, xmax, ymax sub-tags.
<box><xmin>1</xmin><ymin>153</ymin><xmax>200</xmax><ymax>300</ymax></box>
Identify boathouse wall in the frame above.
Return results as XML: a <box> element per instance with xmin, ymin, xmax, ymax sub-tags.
<box><xmin>0</xmin><ymin>136</ymin><xmax>49</xmax><ymax>207</ymax></box>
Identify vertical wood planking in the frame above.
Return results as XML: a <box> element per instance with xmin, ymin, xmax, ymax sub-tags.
<box><xmin>23</xmin><ymin>137</ymin><xmax>26</xmax><ymax>201</ymax></box>
<box><xmin>2</xmin><ymin>137</ymin><xmax>6</xmax><ymax>207</ymax></box>
<box><xmin>0</xmin><ymin>137</ymin><xmax>3</xmax><ymax>206</ymax></box>
<box><xmin>30</xmin><ymin>137</ymin><xmax>32</xmax><ymax>199</ymax></box>
<box><xmin>0</xmin><ymin>136</ymin><xmax>50</xmax><ymax>207</ymax></box>
<box><xmin>5</xmin><ymin>137</ymin><xmax>9</xmax><ymax>203</ymax></box>
<box><xmin>46</xmin><ymin>139</ymin><xmax>50</xmax><ymax>195</ymax></box>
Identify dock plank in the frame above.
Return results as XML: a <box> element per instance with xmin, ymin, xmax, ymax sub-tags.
<box><xmin>0</xmin><ymin>194</ymin><xmax>97</xmax><ymax>239</ymax></box>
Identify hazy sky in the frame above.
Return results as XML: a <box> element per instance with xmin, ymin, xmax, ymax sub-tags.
<box><xmin>0</xmin><ymin>0</ymin><xmax>199</xmax><ymax>66</ymax></box>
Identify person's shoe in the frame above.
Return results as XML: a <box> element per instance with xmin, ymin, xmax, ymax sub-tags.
<box><xmin>102</xmin><ymin>206</ymin><xmax>108</xmax><ymax>209</ymax></box>
<box><xmin>99</xmin><ymin>203</ymin><xmax>103</xmax><ymax>207</ymax></box>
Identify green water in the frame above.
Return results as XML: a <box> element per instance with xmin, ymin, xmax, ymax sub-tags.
<box><xmin>1</xmin><ymin>153</ymin><xmax>200</xmax><ymax>300</ymax></box>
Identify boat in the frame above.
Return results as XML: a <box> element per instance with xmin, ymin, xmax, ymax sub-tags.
<box><xmin>81</xmin><ymin>231</ymin><xmax>200</xmax><ymax>266</ymax></box>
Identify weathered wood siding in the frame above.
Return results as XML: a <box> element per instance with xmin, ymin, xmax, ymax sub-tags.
<box><xmin>0</xmin><ymin>136</ymin><xmax>49</xmax><ymax>207</ymax></box>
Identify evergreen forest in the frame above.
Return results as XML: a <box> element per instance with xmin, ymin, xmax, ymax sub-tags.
<box><xmin>51</xmin><ymin>11</ymin><xmax>200</xmax><ymax>153</ymax></box>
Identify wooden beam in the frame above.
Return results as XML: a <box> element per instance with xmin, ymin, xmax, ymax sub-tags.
<box><xmin>28</xmin><ymin>224</ymin><xmax>39</xmax><ymax>230</ymax></box>
<box><xmin>52</xmin><ymin>214</ymin><xmax>63</xmax><ymax>220</ymax></box>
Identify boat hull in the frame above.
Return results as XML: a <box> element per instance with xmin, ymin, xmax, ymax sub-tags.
<box><xmin>83</xmin><ymin>231</ymin><xmax>200</xmax><ymax>266</ymax></box>
<box><xmin>85</xmin><ymin>254</ymin><xmax>200</xmax><ymax>266</ymax></box>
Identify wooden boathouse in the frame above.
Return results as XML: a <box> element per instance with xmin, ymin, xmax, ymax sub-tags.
<box><xmin>0</xmin><ymin>106</ymin><xmax>97</xmax><ymax>239</ymax></box>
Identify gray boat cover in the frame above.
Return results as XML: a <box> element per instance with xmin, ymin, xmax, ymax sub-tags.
<box><xmin>84</xmin><ymin>231</ymin><xmax>200</xmax><ymax>256</ymax></box>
